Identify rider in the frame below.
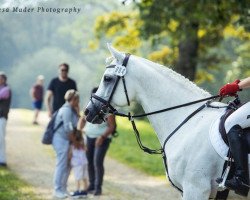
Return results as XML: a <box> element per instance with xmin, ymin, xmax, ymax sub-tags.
<box><xmin>219</xmin><ymin>77</ymin><xmax>250</xmax><ymax>196</ymax></box>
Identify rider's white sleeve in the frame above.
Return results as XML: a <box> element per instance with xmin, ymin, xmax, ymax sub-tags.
<box><xmin>225</xmin><ymin>102</ymin><xmax>250</xmax><ymax>133</ymax></box>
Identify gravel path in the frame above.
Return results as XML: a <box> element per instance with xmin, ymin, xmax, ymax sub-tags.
<box><xmin>5</xmin><ymin>109</ymin><xmax>247</xmax><ymax>200</ymax></box>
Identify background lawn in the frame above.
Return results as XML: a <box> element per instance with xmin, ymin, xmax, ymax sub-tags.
<box><xmin>108</xmin><ymin>117</ymin><xmax>165</xmax><ymax>177</ymax></box>
<box><xmin>0</xmin><ymin>167</ymin><xmax>41</xmax><ymax>200</ymax></box>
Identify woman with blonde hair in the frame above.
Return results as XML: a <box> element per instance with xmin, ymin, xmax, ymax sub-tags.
<box><xmin>52</xmin><ymin>89</ymin><xmax>80</xmax><ymax>199</ymax></box>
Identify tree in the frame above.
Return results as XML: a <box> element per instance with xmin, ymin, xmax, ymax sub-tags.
<box><xmin>94</xmin><ymin>0</ymin><xmax>249</xmax><ymax>81</ymax></box>
<box><xmin>139</xmin><ymin>0</ymin><xmax>249</xmax><ymax>80</ymax></box>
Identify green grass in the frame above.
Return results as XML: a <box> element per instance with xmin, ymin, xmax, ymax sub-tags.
<box><xmin>108</xmin><ymin>117</ymin><xmax>165</xmax><ymax>177</ymax></box>
<box><xmin>0</xmin><ymin>167</ymin><xmax>41</xmax><ymax>200</ymax></box>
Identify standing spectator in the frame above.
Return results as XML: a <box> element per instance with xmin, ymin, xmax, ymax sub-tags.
<box><xmin>68</xmin><ymin>129</ymin><xmax>88</xmax><ymax>198</ymax></box>
<box><xmin>30</xmin><ymin>75</ymin><xmax>44</xmax><ymax>125</ymax></box>
<box><xmin>0</xmin><ymin>72</ymin><xmax>11</xmax><ymax>167</ymax></box>
<box><xmin>79</xmin><ymin>87</ymin><xmax>116</xmax><ymax>196</ymax></box>
<box><xmin>46</xmin><ymin>63</ymin><xmax>77</xmax><ymax>117</ymax></box>
<box><xmin>52</xmin><ymin>89</ymin><xmax>80</xmax><ymax>199</ymax></box>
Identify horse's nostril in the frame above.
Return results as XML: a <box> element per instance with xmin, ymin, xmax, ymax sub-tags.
<box><xmin>84</xmin><ymin>108</ymin><xmax>89</xmax><ymax>116</ymax></box>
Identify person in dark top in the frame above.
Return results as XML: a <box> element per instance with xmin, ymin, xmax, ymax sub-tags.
<box><xmin>0</xmin><ymin>71</ymin><xmax>11</xmax><ymax>167</ymax></box>
<box><xmin>46</xmin><ymin>63</ymin><xmax>77</xmax><ymax>117</ymax></box>
<box><xmin>30</xmin><ymin>75</ymin><xmax>44</xmax><ymax>125</ymax></box>
<box><xmin>79</xmin><ymin>87</ymin><xmax>116</xmax><ymax>196</ymax></box>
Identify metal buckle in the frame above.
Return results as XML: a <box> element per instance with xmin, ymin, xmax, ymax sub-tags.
<box><xmin>217</xmin><ymin>166</ymin><xmax>231</xmax><ymax>191</ymax></box>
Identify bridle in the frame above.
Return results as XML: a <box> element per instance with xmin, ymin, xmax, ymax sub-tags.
<box><xmin>89</xmin><ymin>53</ymin><xmax>232</xmax><ymax>193</ymax></box>
<box><xmin>90</xmin><ymin>53</ymin><xmax>223</xmax><ymax>143</ymax></box>
<box><xmin>89</xmin><ymin>53</ymin><xmax>223</xmax><ymax>152</ymax></box>
<box><xmin>91</xmin><ymin>53</ymin><xmax>131</xmax><ymax>116</ymax></box>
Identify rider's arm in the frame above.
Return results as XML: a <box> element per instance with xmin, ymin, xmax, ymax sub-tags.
<box><xmin>239</xmin><ymin>77</ymin><xmax>250</xmax><ymax>90</ymax></box>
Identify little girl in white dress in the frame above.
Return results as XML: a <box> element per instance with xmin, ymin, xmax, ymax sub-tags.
<box><xmin>69</xmin><ymin>130</ymin><xmax>88</xmax><ymax>198</ymax></box>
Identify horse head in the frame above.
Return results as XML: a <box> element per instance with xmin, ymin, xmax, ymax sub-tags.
<box><xmin>85</xmin><ymin>44</ymin><xmax>136</xmax><ymax>124</ymax></box>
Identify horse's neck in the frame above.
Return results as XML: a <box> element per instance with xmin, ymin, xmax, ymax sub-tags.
<box><xmin>131</xmin><ymin>58</ymin><xmax>210</xmax><ymax>145</ymax></box>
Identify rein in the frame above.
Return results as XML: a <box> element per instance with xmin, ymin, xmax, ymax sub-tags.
<box><xmin>114</xmin><ymin>95</ymin><xmax>220</xmax><ymax>118</ymax></box>
<box><xmin>113</xmin><ymin>95</ymin><xmax>220</xmax><ymax>155</ymax></box>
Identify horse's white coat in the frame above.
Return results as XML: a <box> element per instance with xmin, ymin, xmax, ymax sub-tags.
<box><xmin>97</xmin><ymin>46</ymin><xmax>244</xmax><ymax>199</ymax></box>
<box><xmin>209</xmin><ymin>117</ymin><xmax>229</xmax><ymax>160</ymax></box>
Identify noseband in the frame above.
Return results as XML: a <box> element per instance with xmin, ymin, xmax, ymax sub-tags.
<box><xmin>91</xmin><ymin>53</ymin><xmax>131</xmax><ymax>115</ymax></box>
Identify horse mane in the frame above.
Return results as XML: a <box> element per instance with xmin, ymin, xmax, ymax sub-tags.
<box><xmin>137</xmin><ymin>56</ymin><xmax>211</xmax><ymax>97</ymax></box>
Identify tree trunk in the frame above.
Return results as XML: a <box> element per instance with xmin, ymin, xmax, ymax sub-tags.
<box><xmin>175</xmin><ymin>22</ymin><xmax>199</xmax><ymax>81</ymax></box>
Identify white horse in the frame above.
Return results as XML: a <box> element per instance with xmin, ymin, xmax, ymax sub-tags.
<box><xmin>85</xmin><ymin>45</ymin><xmax>248</xmax><ymax>200</ymax></box>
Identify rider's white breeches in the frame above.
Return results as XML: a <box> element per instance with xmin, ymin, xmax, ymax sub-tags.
<box><xmin>225</xmin><ymin>102</ymin><xmax>250</xmax><ymax>133</ymax></box>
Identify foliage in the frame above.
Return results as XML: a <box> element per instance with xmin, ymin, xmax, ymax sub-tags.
<box><xmin>148</xmin><ymin>46</ymin><xmax>177</xmax><ymax>65</ymax></box>
<box><xmin>137</xmin><ymin>0</ymin><xmax>250</xmax><ymax>81</ymax></box>
<box><xmin>0</xmin><ymin>167</ymin><xmax>41</xmax><ymax>200</ymax></box>
<box><xmin>222</xmin><ymin>19</ymin><xmax>250</xmax><ymax>81</ymax></box>
<box><xmin>94</xmin><ymin>11</ymin><xmax>142</xmax><ymax>53</ymax></box>
<box><xmin>93</xmin><ymin>0</ymin><xmax>250</xmax><ymax>84</ymax></box>
<box><xmin>137</xmin><ymin>0</ymin><xmax>248</xmax><ymax>39</ymax></box>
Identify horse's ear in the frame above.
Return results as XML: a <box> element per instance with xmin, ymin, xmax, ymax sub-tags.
<box><xmin>107</xmin><ymin>43</ymin><xmax>124</xmax><ymax>63</ymax></box>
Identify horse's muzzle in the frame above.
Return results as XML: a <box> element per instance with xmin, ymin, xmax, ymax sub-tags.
<box><xmin>84</xmin><ymin>101</ymin><xmax>107</xmax><ymax>124</ymax></box>
<box><xmin>85</xmin><ymin>108</ymin><xmax>104</xmax><ymax>124</ymax></box>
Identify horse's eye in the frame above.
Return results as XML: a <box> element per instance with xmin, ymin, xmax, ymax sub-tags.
<box><xmin>104</xmin><ymin>76</ymin><xmax>112</xmax><ymax>82</ymax></box>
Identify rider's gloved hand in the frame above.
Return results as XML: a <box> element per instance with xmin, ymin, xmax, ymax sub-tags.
<box><xmin>219</xmin><ymin>79</ymin><xmax>240</xmax><ymax>96</ymax></box>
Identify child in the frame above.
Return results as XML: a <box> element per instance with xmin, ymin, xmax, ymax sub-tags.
<box><xmin>69</xmin><ymin>129</ymin><xmax>88</xmax><ymax>198</ymax></box>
